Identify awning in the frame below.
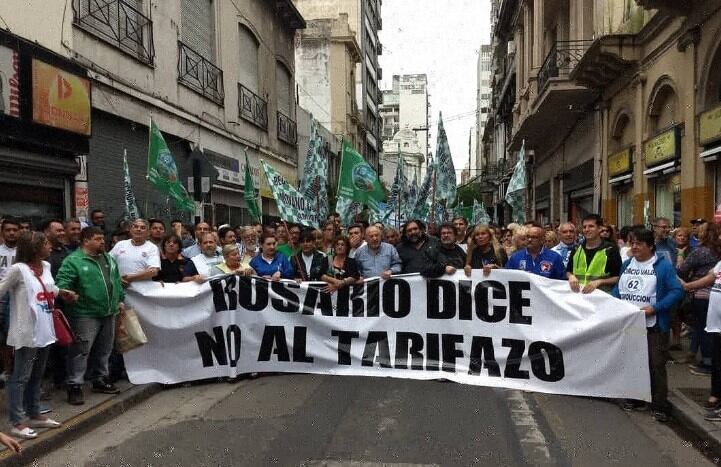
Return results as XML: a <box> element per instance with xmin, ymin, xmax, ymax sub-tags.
<box><xmin>700</xmin><ymin>145</ymin><xmax>721</xmax><ymax>162</ymax></box>
<box><xmin>570</xmin><ymin>186</ymin><xmax>594</xmax><ymax>199</ymax></box>
<box><xmin>643</xmin><ymin>160</ymin><xmax>679</xmax><ymax>177</ymax></box>
<box><xmin>609</xmin><ymin>173</ymin><xmax>633</xmax><ymax>185</ymax></box>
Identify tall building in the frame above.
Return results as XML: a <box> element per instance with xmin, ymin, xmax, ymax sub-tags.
<box><xmin>0</xmin><ymin>0</ymin><xmax>305</xmax><ymax>227</ymax></box>
<box><xmin>485</xmin><ymin>0</ymin><xmax>721</xmax><ymax>228</ymax></box>
<box><xmin>293</xmin><ymin>0</ymin><xmax>383</xmax><ymax>171</ymax></box>
<box><xmin>475</xmin><ymin>45</ymin><xmax>492</xmax><ymax>173</ymax></box>
<box><xmin>295</xmin><ymin>14</ymin><xmax>363</xmax><ymax>150</ymax></box>
<box><xmin>379</xmin><ymin>74</ymin><xmax>430</xmax><ymax>179</ymax></box>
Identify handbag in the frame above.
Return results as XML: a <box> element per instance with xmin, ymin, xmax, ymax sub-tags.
<box><xmin>34</xmin><ymin>270</ymin><xmax>74</xmax><ymax>347</ymax></box>
<box><xmin>114</xmin><ymin>307</ymin><xmax>148</xmax><ymax>353</ymax></box>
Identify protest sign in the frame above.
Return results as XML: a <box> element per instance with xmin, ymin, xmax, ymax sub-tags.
<box><xmin>124</xmin><ymin>270</ymin><xmax>651</xmax><ymax>401</ymax></box>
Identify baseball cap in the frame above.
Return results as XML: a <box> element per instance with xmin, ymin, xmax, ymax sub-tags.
<box><xmin>691</xmin><ymin>218</ymin><xmax>706</xmax><ymax>224</ymax></box>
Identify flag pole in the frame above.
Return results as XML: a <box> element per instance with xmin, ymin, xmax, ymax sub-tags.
<box><xmin>430</xmin><ymin>159</ymin><xmax>437</xmax><ymax>227</ymax></box>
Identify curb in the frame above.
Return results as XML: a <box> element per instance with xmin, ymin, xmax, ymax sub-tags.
<box><xmin>669</xmin><ymin>388</ymin><xmax>721</xmax><ymax>454</ymax></box>
<box><xmin>0</xmin><ymin>383</ymin><xmax>163</xmax><ymax>467</ymax></box>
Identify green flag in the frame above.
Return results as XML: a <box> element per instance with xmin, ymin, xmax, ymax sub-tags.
<box><xmin>434</xmin><ymin>112</ymin><xmax>457</xmax><ymax>205</ymax></box>
<box><xmin>337</xmin><ymin>141</ymin><xmax>385</xmax><ymax>213</ymax></box>
<box><xmin>244</xmin><ymin>151</ymin><xmax>261</xmax><ymax>222</ymax></box>
<box><xmin>147</xmin><ymin>119</ymin><xmax>194</xmax><ymax>212</ymax></box>
<box><xmin>505</xmin><ymin>140</ymin><xmax>527</xmax><ymax>224</ymax></box>
<box><xmin>261</xmin><ymin>160</ymin><xmax>321</xmax><ymax>228</ymax></box>
<box><xmin>299</xmin><ymin>117</ymin><xmax>329</xmax><ymax>220</ymax></box>
<box><xmin>123</xmin><ymin>150</ymin><xmax>140</xmax><ymax>220</ymax></box>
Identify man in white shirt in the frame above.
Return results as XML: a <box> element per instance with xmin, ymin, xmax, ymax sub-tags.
<box><xmin>109</xmin><ymin>219</ymin><xmax>160</xmax><ymax>287</ymax></box>
<box><xmin>183</xmin><ymin>233</ymin><xmax>223</xmax><ymax>282</ymax></box>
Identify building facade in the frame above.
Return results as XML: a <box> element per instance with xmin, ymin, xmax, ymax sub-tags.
<box><xmin>295</xmin><ymin>14</ymin><xmax>363</xmax><ymax>151</ymax></box>
<box><xmin>0</xmin><ymin>0</ymin><xmax>305</xmax><ymax>228</ymax></box>
<box><xmin>485</xmin><ymin>0</ymin><xmax>721</xmax><ymax>227</ymax></box>
<box><xmin>380</xmin><ymin>127</ymin><xmax>425</xmax><ymax>190</ymax></box>
<box><xmin>475</xmin><ymin>44</ymin><xmax>493</xmax><ymax>172</ymax></box>
<box><xmin>293</xmin><ymin>0</ymin><xmax>383</xmax><ymax>171</ymax></box>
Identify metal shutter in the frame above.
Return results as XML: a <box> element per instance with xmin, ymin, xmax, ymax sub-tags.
<box><xmin>181</xmin><ymin>0</ymin><xmax>214</xmax><ymax>61</ymax></box>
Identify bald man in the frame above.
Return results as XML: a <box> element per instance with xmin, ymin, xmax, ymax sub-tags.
<box><xmin>353</xmin><ymin>226</ymin><xmax>402</xmax><ymax>279</ymax></box>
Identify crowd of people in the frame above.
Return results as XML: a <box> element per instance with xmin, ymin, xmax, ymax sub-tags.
<box><xmin>0</xmin><ymin>206</ymin><xmax>720</xmax><ymax>449</ymax></box>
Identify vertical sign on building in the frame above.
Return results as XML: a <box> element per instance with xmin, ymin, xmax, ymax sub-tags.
<box><xmin>74</xmin><ymin>155</ymin><xmax>89</xmax><ymax>221</ymax></box>
<box><xmin>0</xmin><ymin>44</ymin><xmax>21</xmax><ymax>117</ymax></box>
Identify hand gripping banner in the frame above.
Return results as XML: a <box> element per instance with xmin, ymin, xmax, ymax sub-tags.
<box><xmin>124</xmin><ymin>270</ymin><xmax>651</xmax><ymax>401</ymax></box>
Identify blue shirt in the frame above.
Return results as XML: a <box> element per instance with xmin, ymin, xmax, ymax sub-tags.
<box><xmin>551</xmin><ymin>241</ymin><xmax>575</xmax><ymax>267</ymax></box>
<box><xmin>506</xmin><ymin>247</ymin><xmax>566</xmax><ymax>280</ymax></box>
<box><xmin>655</xmin><ymin>237</ymin><xmax>677</xmax><ymax>266</ymax></box>
<box><xmin>249</xmin><ymin>253</ymin><xmax>294</xmax><ymax>279</ymax></box>
<box><xmin>354</xmin><ymin>242</ymin><xmax>402</xmax><ymax>278</ymax></box>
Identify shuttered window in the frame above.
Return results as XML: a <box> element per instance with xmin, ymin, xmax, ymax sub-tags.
<box><xmin>276</xmin><ymin>61</ymin><xmax>292</xmax><ymax>113</ymax></box>
<box><xmin>181</xmin><ymin>0</ymin><xmax>215</xmax><ymax>61</ymax></box>
<box><xmin>238</xmin><ymin>25</ymin><xmax>259</xmax><ymax>92</ymax></box>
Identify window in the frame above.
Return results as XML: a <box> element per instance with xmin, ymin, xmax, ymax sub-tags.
<box><xmin>181</xmin><ymin>0</ymin><xmax>215</xmax><ymax>61</ymax></box>
<box><xmin>275</xmin><ymin>61</ymin><xmax>292</xmax><ymax>114</ymax></box>
<box><xmin>238</xmin><ymin>24</ymin><xmax>259</xmax><ymax>92</ymax></box>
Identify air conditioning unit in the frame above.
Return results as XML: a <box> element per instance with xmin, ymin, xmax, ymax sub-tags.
<box><xmin>507</xmin><ymin>40</ymin><xmax>516</xmax><ymax>55</ymax></box>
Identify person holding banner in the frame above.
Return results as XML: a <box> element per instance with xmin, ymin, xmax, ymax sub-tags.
<box><xmin>505</xmin><ymin>226</ymin><xmax>566</xmax><ymax>280</ymax></box>
<box><xmin>567</xmin><ymin>214</ymin><xmax>622</xmax><ymax>294</ymax></box>
<box><xmin>613</xmin><ymin>227</ymin><xmax>683</xmax><ymax>422</ymax></box>
<box><xmin>210</xmin><ymin>244</ymin><xmax>255</xmax><ymax>277</ymax></box>
<box><xmin>396</xmin><ymin>220</ymin><xmax>440</xmax><ymax>274</ymax></box>
<box><xmin>464</xmin><ymin>225</ymin><xmax>507</xmax><ymax>277</ymax></box>
<box><xmin>354</xmin><ymin>226</ymin><xmax>401</xmax><ymax>280</ymax></box>
<box><xmin>183</xmin><ymin>233</ymin><xmax>223</xmax><ymax>283</ymax></box>
<box><xmin>452</xmin><ymin>217</ymin><xmax>469</xmax><ymax>251</ymax></box>
<box><xmin>154</xmin><ymin>234</ymin><xmax>185</xmax><ymax>283</ymax></box>
<box><xmin>277</xmin><ymin>224</ymin><xmax>301</xmax><ymax>259</ymax></box>
<box><xmin>422</xmin><ymin>223</ymin><xmax>467</xmax><ymax>277</ymax></box>
<box><xmin>250</xmin><ymin>233</ymin><xmax>294</xmax><ymax>281</ymax></box>
<box><xmin>293</xmin><ymin>230</ymin><xmax>328</xmax><ymax>282</ymax></box>
<box><xmin>321</xmin><ymin>236</ymin><xmax>360</xmax><ymax>293</ymax></box>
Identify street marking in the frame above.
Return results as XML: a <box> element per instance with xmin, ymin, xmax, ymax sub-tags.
<box><xmin>505</xmin><ymin>390</ymin><xmax>554</xmax><ymax>465</ymax></box>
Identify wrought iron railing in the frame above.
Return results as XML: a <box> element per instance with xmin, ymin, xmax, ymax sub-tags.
<box><xmin>72</xmin><ymin>0</ymin><xmax>155</xmax><ymax>65</ymax></box>
<box><xmin>238</xmin><ymin>84</ymin><xmax>268</xmax><ymax>130</ymax></box>
<box><xmin>178</xmin><ymin>41</ymin><xmax>224</xmax><ymax>105</ymax></box>
<box><xmin>277</xmin><ymin>111</ymin><xmax>297</xmax><ymax>146</ymax></box>
<box><xmin>537</xmin><ymin>40</ymin><xmax>593</xmax><ymax>94</ymax></box>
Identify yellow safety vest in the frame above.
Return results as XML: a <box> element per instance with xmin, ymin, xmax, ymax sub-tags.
<box><xmin>572</xmin><ymin>245</ymin><xmax>610</xmax><ymax>290</ymax></box>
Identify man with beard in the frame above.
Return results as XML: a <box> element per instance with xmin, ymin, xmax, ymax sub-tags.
<box><xmin>396</xmin><ymin>220</ymin><xmax>439</xmax><ymax>274</ymax></box>
<box><xmin>41</xmin><ymin>219</ymin><xmax>68</xmax><ymax>277</ymax></box>
<box><xmin>64</xmin><ymin>218</ymin><xmax>82</xmax><ymax>252</ymax></box>
<box><xmin>421</xmin><ymin>223</ymin><xmax>466</xmax><ymax>277</ymax></box>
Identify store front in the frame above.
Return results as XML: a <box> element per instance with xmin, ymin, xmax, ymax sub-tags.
<box><xmin>643</xmin><ymin>126</ymin><xmax>681</xmax><ymax>226</ymax></box>
<box><xmin>563</xmin><ymin>159</ymin><xmax>595</xmax><ymax>225</ymax></box>
<box><xmin>0</xmin><ymin>32</ymin><xmax>89</xmax><ymax>224</ymax></box>
<box><xmin>608</xmin><ymin>147</ymin><xmax>634</xmax><ymax>227</ymax></box>
<box><xmin>699</xmin><ymin>104</ymin><xmax>721</xmax><ymax>209</ymax></box>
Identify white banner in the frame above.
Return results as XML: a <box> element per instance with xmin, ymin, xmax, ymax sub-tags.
<box><xmin>124</xmin><ymin>271</ymin><xmax>651</xmax><ymax>401</ymax></box>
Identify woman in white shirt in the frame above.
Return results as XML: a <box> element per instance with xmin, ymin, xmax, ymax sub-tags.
<box><xmin>0</xmin><ymin>232</ymin><xmax>76</xmax><ymax>439</ymax></box>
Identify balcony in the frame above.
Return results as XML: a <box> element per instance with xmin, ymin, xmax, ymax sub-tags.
<box><xmin>510</xmin><ymin>41</ymin><xmax>596</xmax><ymax>154</ymax></box>
<box><xmin>635</xmin><ymin>0</ymin><xmax>694</xmax><ymax>14</ymax></box>
<box><xmin>238</xmin><ymin>84</ymin><xmax>268</xmax><ymax>130</ymax></box>
<box><xmin>537</xmin><ymin>41</ymin><xmax>592</xmax><ymax>94</ymax></box>
<box><xmin>277</xmin><ymin>111</ymin><xmax>297</xmax><ymax>146</ymax></box>
<box><xmin>570</xmin><ymin>35</ymin><xmax>640</xmax><ymax>90</ymax></box>
<box><xmin>178</xmin><ymin>42</ymin><xmax>224</xmax><ymax>105</ymax></box>
<box><xmin>72</xmin><ymin>0</ymin><xmax>155</xmax><ymax>65</ymax></box>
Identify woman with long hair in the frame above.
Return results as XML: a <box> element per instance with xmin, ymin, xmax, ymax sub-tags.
<box><xmin>464</xmin><ymin>225</ymin><xmax>507</xmax><ymax>277</ymax></box>
<box><xmin>679</xmin><ymin>223</ymin><xmax>721</xmax><ymax>383</ymax></box>
<box><xmin>0</xmin><ymin>232</ymin><xmax>76</xmax><ymax>439</ymax></box>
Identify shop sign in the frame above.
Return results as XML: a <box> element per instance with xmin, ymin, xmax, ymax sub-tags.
<box><xmin>207</xmin><ymin>151</ymin><xmax>261</xmax><ymax>188</ymax></box>
<box><xmin>32</xmin><ymin>59</ymin><xmax>91</xmax><ymax>135</ymax></box>
<box><xmin>0</xmin><ymin>44</ymin><xmax>20</xmax><ymax>118</ymax></box>
<box><xmin>700</xmin><ymin>104</ymin><xmax>721</xmax><ymax>146</ymax></box>
<box><xmin>644</xmin><ymin>127</ymin><xmax>679</xmax><ymax>168</ymax></box>
<box><xmin>74</xmin><ymin>182</ymin><xmax>89</xmax><ymax>219</ymax></box>
<box><xmin>607</xmin><ymin>148</ymin><xmax>632</xmax><ymax>177</ymax></box>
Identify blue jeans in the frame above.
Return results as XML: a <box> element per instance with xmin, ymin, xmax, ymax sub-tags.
<box><xmin>8</xmin><ymin>346</ymin><xmax>50</xmax><ymax>425</ymax></box>
<box><xmin>66</xmin><ymin>315</ymin><xmax>116</xmax><ymax>385</ymax></box>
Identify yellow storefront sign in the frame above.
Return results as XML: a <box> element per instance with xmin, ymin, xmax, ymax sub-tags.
<box><xmin>644</xmin><ymin>127</ymin><xmax>678</xmax><ymax>167</ymax></box>
<box><xmin>700</xmin><ymin>104</ymin><xmax>721</xmax><ymax>146</ymax></box>
<box><xmin>607</xmin><ymin>148</ymin><xmax>632</xmax><ymax>177</ymax></box>
<box><xmin>32</xmin><ymin>59</ymin><xmax>91</xmax><ymax>135</ymax></box>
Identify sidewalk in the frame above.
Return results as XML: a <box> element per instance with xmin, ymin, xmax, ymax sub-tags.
<box><xmin>0</xmin><ymin>380</ymin><xmax>161</xmax><ymax>466</ymax></box>
<box><xmin>668</xmin><ymin>339</ymin><xmax>721</xmax><ymax>453</ymax></box>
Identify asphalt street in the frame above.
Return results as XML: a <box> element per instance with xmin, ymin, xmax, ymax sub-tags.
<box><xmin>34</xmin><ymin>374</ymin><xmax>712</xmax><ymax>466</ymax></box>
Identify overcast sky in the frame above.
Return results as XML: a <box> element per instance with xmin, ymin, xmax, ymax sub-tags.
<box><xmin>379</xmin><ymin>0</ymin><xmax>491</xmax><ymax>175</ymax></box>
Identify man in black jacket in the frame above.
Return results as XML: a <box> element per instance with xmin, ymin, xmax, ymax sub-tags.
<box><xmin>421</xmin><ymin>223</ymin><xmax>467</xmax><ymax>277</ymax></box>
<box><xmin>396</xmin><ymin>220</ymin><xmax>439</xmax><ymax>274</ymax></box>
<box><xmin>294</xmin><ymin>229</ymin><xmax>329</xmax><ymax>281</ymax></box>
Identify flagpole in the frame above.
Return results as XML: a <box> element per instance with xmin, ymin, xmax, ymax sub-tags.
<box><xmin>397</xmin><ymin>142</ymin><xmax>402</xmax><ymax>229</ymax></box>
<box><xmin>430</xmin><ymin>159</ymin><xmax>437</xmax><ymax>227</ymax></box>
